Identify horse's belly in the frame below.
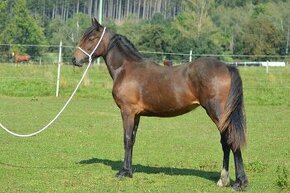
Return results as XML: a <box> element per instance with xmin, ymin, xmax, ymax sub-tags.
<box><xmin>140</xmin><ymin>100</ymin><xmax>200</xmax><ymax>117</ymax></box>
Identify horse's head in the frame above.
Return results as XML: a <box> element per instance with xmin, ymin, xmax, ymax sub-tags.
<box><xmin>72</xmin><ymin>17</ymin><xmax>107</xmax><ymax>67</ymax></box>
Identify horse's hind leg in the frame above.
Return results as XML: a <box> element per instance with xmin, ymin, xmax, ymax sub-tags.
<box><xmin>218</xmin><ymin>132</ymin><xmax>248</xmax><ymax>191</ymax></box>
<box><xmin>202</xmin><ymin>101</ymin><xmax>231</xmax><ymax>187</ymax></box>
<box><xmin>204</xmin><ymin>102</ymin><xmax>248</xmax><ymax>190</ymax></box>
<box><xmin>217</xmin><ymin>133</ymin><xmax>231</xmax><ymax>187</ymax></box>
<box><xmin>232</xmin><ymin>148</ymin><xmax>248</xmax><ymax>191</ymax></box>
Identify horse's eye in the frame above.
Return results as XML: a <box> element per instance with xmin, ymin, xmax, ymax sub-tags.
<box><xmin>88</xmin><ymin>37</ymin><xmax>94</xmax><ymax>41</ymax></box>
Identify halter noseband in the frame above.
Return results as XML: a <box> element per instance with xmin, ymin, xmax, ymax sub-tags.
<box><xmin>77</xmin><ymin>27</ymin><xmax>107</xmax><ymax>63</ymax></box>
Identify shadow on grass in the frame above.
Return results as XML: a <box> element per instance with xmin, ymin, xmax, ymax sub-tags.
<box><xmin>78</xmin><ymin>157</ymin><xmax>219</xmax><ymax>182</ymax></box>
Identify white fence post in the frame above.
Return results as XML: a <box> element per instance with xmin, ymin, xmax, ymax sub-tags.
<box><xmin>56</xmin><ymin>41</ymin><xmax>62</xmax><ymax>97</ymax></box>
<box><xmin>189</xmin><ymin>49</ymin><xmax>192</xmax><ymax>62</ymax></box>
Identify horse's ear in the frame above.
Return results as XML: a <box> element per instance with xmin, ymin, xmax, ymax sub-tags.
<box><xmin>91</xmin><ymin>17</ymin><xmax>102</xmax><ymax>31</ymax></box>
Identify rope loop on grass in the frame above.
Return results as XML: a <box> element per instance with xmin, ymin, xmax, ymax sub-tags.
<box><xmin>0</xmin><ymin>28</ymin><xmax>106</xmax><ymax>137</ymax></box>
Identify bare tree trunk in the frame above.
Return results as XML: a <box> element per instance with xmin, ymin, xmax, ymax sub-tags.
<box><xmin>42</xmin><ymin>2</ymin><xmax>46</xmax><ymax>23</ymax></box>
<box><xmin>230</xmin><ymin>34</ymin><xmax>234</xmax><ymax>53</ymax></box>
<box><xmin>197</xmin><ymin>1</ymin><xmax>208</xmax><ymax>37</ymax></box>
<box><xmin>94</xmin><ymin>0</ymin><xmax>99</xmax><ymax>18</ymax></box>
<box><xmin>88</xmin><ymin>0</ymin><xmax>93</xmax><ymax>17</ymax></box>
<box><xmin>164</xmin><ymin>0</ymin><xmax>167</xmax><ymax>19</ymax></box>
<box><xmin>61</xmin><ymin>2</ymin><xmax>64</xmax><ymax>20</ymax></box>
<box><xmin>52</xmin><ymin>5</ymin><xmax>55</xmax><ymax>19</ymax></box>
<box><xmin>148</xmin><ymin>0</ymin><xmax>151</xmax><ymax>19</ymax></box>
<box><xmin>133</xmin><ymin>0</ymin><xmax>136</xmax><ymax>18</ymax></box>
<box><xmin>142</xmin><ymin>0</ymin><xmax>146</xmax><ymax>19</ymax></box>
<box><xmin>173</xmin><ymin>3</ymin><xmax>176</xmax><ymax>19</ymax></box>
<box><xmin>76</xmin><ymin>0</ymin><xmax>79</xmax><ymax>14</ymax></box>
<box><xmin>138</xmin><ymin>0</ymin><xmax>141</xmax><ymax>19</ymax></box>
<box><xmin>64</xmin><ymin>7</ymin><xmax>66</xmax><ymax>21</ymax></box>
<box><xmin>118</xmin><ymin>0</ymin><xmax>122</xmax><ymax>21</ymax></box>
<box><xmin>126</xmin><ymin>0</ymin><xmax>130</xmax><ymax>17</ymax></box>
<box><xmin>110</xmin><ymin>0</ymin><xmax>114</xmax><ymax>18</ymax></box>
<box><xmin>157</xmin><ymin>0</ymin><xmax>161</xmax><ymax>13</ymax></box>
<box><xmin>66</xmin><ymin>7</ymin><xmax>69</xmax><ymax>21</ymax></box>
<box><xmin>113</xmin><ymin>0</ymin><xmax>116</xmax><ymax>19</ymax></box>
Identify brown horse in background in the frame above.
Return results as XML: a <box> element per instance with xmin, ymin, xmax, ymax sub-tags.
<box><xmin>163</xmin><ymin>59</ymin><xmax>173</xmax><ymax>67</ymax></box>
<box><xmin>72</xmin><ymin>18</ymin><xmax>248</xmax><ymax>191</ymax></box>
<box><xmin>12</xmin><ymin>52</ymin><xmax>31</xmax><ymax>63</ymax></box>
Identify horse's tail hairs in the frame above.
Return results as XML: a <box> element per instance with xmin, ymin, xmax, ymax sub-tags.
<box><xmin>219</xmin><ymin>66</ymin><xmax>247</xmax><ymax>151</ymax></box>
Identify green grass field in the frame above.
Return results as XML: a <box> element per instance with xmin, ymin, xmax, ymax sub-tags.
<box><xmin>0</xmin><ymin>64</ymin><xmax>290</xmax><ymax>192</ymax></box>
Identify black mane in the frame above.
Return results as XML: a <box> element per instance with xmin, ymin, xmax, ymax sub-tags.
<box><xmin>108</xmin><ymin>34</ymin><xmax>143</xmax><ymax>61</ymax></box>
<box><xmin>81</xmin><ymin>25</ymin><xmax>143</xmax><ymax>61</ymax></box>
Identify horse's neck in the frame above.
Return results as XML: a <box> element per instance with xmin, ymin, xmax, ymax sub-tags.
<box><xmin>104</xmin><ymin>46</ymin><xmax>143</xmax><ymax>80</ymax></box>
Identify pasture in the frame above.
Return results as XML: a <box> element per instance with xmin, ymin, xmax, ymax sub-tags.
<box><xmin>0</xmin><ymin>64</ymin><xmax>289</xmax><ymax>192</ymax></box>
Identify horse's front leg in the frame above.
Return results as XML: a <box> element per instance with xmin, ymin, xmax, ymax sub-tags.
<box><xmin>116</xmin><ymin>111</ymin><xmax>140</xmax><ymax>178</ymax></box>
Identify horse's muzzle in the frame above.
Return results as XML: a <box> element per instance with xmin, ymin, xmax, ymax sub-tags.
<box><xmin>72</xmin><ymin>57</ymin><xmax>83</xmax><ymax>67</ymax></box>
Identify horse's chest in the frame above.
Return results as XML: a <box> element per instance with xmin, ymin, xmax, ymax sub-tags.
<box><xmin>112</xmin><ymin>80</ymin><xmax>142</xmax><ymax>109</ymax></box>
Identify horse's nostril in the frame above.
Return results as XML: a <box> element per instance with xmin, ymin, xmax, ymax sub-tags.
<box><xmin>72</xmin><ymin>58</ymin><xmax>76</xmax><ymax>65</ymax></box>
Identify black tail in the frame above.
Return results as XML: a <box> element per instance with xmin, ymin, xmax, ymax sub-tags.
<box><xmin>219</xmin><ymin>66</ymin><xmax>246</xmax><ymax>151</ymax></box>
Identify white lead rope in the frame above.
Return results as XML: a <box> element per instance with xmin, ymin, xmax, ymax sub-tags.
<box><xmin>0</xmin><ymin>27</ymin><xmax>106</xmax><ymax>137</ymax></box>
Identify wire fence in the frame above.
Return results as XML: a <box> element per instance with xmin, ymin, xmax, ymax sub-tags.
<box><xmin>1</xmin><ymin>43</ymin><xmax>290</xmax><ymax>66</ymax></box>
<box><xmin>1</xmin><ymin>43</ymin><xmax>290</xmax><ymax>110</ymax></box>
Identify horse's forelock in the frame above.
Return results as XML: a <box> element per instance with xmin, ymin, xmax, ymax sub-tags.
<box><xmin>81</xmin><ymin>25</ymin><xmax>98</xmax><ymax>42</ymax></box>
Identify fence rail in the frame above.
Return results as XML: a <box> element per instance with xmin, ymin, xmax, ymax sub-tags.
<box><xmin>1</xmin><ymin>43</ymin><xmax>290</xmax><ymax>65</ymax></box>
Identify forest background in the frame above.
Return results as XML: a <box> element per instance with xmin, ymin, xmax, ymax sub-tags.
<box><xmin>0</xmin><ymin>0</ymin><xmax>290</xmax><ymax>63</ymax></box>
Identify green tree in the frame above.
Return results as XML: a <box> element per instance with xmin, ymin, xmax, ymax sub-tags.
<box><xmin>0</xmin><ymin>0</ymin><xmax>47</xmax><ymax>57</ymax></box>
<box><xmin>261</xmin><ymin>1</ymin><xmax>290</xmax><ymax>55</ymax></box>
<box><xmin>171</xmin><ymin>0</ymin><xmax>223</xmax><ymax>59</ymax></box>
<box><xmin>47</xmin><ymin>13</ymin><xmax>90</xmax><ymax>46</ymax></box>
<box><xmin>235</xmin><ymin>17</ymin><xmax>284</xmax><ymax>58</ymax></box>
<box><xmin>211</xmin><ymin>4</ymin><xmax>252</xmax><ymax>56</ymax></box>
<box><xmin>46</xmin><ymin>13</ymin><xmax>90</xmax><ymax>62</ymax></box>
<box><xmin>137</xmin><ymin>25</ymin><xmax>171</xmax><ymax>61</ymax></box>
<box><xmin>215</xmin><ymin>0</ymin><xmax>251</xmax><ymax>7</ymax></box>
<box><xmin>173</xmin><ymin>0</ymin><xmax>215</xmax><ymax>39</ymax></box>
<box><xmin>115</xmin><ymin>18</ymin><xmax>146</xmax><ymax>47</ymax></box>
<box><xmin>0</xmin><ymin>1</ymin><xmax>7</xmax><ymax>33</ymax></box>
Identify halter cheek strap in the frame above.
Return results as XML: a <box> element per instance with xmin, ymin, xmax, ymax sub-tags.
<box><xmin>78</xmin><ymin>27</ymin><xmax>107</xmax><ymax>63</ymax></box>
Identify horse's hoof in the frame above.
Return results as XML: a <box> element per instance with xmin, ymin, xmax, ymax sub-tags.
<box><xmin>217</xmin><ymin>169</ymin><xmax>230</xmax><ymax>187</ymax></box>
<box><xmin>232</xmin><ymin>178</ymin><xmax>248</xmax><ymax>191</ymax></box>
<box><xmin>115</xmin><ymin>169</ymin><xmax>133</xmax><ymax>178</ymax></box>
<box><xmin>217</xmin><ymin>177</ymin><xmax>230</xmax><ymax>187</ymax></box>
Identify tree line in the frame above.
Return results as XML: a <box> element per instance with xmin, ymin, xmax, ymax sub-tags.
<box><xmin>25</xmin><ymin>0</ymin><xmax>183</xmax><ymax>22</ymax></box>
<box><xmin>0</xmin><ymin>0</ymin><xmax>290</xmax><ymax>63</ymax></box>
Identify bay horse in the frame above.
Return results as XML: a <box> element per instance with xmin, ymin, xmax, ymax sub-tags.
<box><xmin>12</xmin><ymin>52</ymin><xmax>31</xmax><ymax>63</ymax></box>
<box><xmin>72</xmin><ymin>18</ymin><xmax>248</xmax><ymax>191</ymax></box>
<box><xmin>163</xmin><ymin>59</ymin><xmax>173</xmax><ymax>67</ymax></box>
